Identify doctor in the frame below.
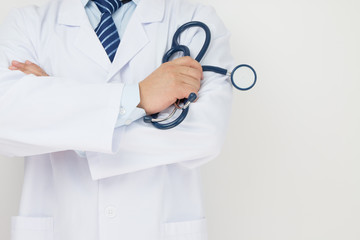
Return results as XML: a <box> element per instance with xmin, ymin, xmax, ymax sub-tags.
<box><xmin>0</xmin><ymin>0</ymin><xmax>233</xmax><ymax>239</ymax></box>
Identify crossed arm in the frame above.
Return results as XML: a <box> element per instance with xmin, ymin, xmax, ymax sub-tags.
<box><xmin>8</xmin><ymin>56</ymin><xmax>203</xmax><ymax>115</ymax></box>
<box><xmin>1</xmin><ymin>5</ymin><xmax>233</xmax><ymax>179</ymax></box>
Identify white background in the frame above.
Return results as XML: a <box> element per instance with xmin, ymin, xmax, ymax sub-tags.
<box><xmin>1</xmin><ymin>0</ymin><xmax>360</xmax><ymax>239</ymax></box>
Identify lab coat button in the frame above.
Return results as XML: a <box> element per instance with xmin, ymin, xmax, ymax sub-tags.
<box><xmin>119</xmin><ymin>107</ymin><xmax>126</xmax><ymax>115</ymax></box>
<box><xmin>105</xmin><ymin>206</ymin><xmax>117</xmax><ymax>218</ymax></box>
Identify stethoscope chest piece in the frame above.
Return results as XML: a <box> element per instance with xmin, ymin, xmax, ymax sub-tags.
<box><xmin>230</xmin><ymin>64</ymin><xmax>257</xmax><ymax>91</ymax></box>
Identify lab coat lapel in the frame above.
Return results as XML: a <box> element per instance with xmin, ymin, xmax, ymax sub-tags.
<box><xmin>57</xmin><ymin>0</ymin><xmax>111</xmax><ymax>72</ymax></box>
<box><xmin>74</xmin><ymin>25</ymin><xmax>111</xmax><ymax>71</ymax></box>
<box><xmin>106</xmin><ymin>0</ymin><xmax>165</xmax><ymax>82</ymax></box>
<box><xmin>106</xmin><ymin>14</ymin><xmax>149</xmax><ymax>82</ymax></box>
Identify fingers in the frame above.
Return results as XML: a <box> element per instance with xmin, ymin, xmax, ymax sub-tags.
<box><xmin>136</xmin><ymin>56</ymin><xmax>204</xmax><ymax>114</ymax></box>
<box><xmin>8</xmin><ymin>60</ymin><xmax>49</xmax><ymax>76</ymax></box>
<box><xmin>172</xmin><ymin>56</ymin><xmax>203</xmax><ymax>79</ymax></box>
<box><xmin>177</xmin><ymin>66</ymin><xmax>202</xmax><ymax>82</ymax></box>
<box><xmin>166</xmin><ymin>57</ymin><xmax>202</xmax><ymax>100</ymax></box>
<box><xmin>182</xmin><ymin>82</ymin><xmax>199</xmax><ymax>97</ymax></box>
<box><xmin>174</xmin><ymin>74</ymin><xmax>201</xmax><ymax>100</ymax></box>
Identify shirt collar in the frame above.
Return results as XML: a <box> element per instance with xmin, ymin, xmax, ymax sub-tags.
<box><xmin>81</xmin><ymin>0</ymin><xmax>140</xmax><ymax>7</ymax></box>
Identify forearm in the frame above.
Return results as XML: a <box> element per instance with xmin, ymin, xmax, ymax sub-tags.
<box><xmin>85</xmin><ymin>17</ymin><xmax>235</xmax><ymax>179</ymax></box>
<box><xmin>86</xmin><ymin>72</ymin><xmax>233</xmax><ymax>180</ymax></box>
<box><xmin>0</xmin><ymin>69</ymin><xmax>123</xmax><ymax>157</ymax></box>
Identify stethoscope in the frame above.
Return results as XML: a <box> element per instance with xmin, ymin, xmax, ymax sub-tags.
<box><xmin>144</xmin><ymin>21</ymin><xmax>257</xmax><ymax>130</ymax></box>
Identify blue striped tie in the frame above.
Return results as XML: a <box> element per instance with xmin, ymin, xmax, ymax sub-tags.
<box><xmin>93</xmin><ymin>0</ymin><xmax>124</xmax><ymax>62</ymax></box>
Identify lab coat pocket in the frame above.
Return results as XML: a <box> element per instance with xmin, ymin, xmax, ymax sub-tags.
<box><xmin>11</xmin><ymin>216</ymin><xmax>53</xmax><ymax>240</ymax></box>
<box><xmin>162</xmin><ymin>218</ymin><xmax>208</xmax><ymax>240</ymax></box>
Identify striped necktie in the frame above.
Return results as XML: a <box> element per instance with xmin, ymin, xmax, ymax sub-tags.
<box><xmin>93</xmin><ymin>0</ymin><xmax>130</xmax><ymax>62</ymax></box>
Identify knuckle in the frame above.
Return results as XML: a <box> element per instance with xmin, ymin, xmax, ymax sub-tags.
<box><xmin>15</xmin><ymin>63</ymin><xmax>24</xmax><ymax>69</ymax></box>
<box><xmin>162</xmin><ymin>61</ymin><xmax>171</xmax><ymax>67</ymax></box>
<box><xmin>162</xmin><ymin>62</ymin><xmax>173</xmax><ymax>72</ymax></box>
<box><xmin>164</xmin><ymin>63</ymin><xmax>175</xmax><ymax>72</ymax></box>
<box><xmin>184</xmin><ymin>56</ymin><xmax>193</xmax><ymax>63</ymax></box>
<box><xmin>171</xmin><ymin>77</ymin><xmax>182</xmax><ymax>90</ymax></box>
<box><xmin>169</xmin><ymin>70</ymin><xmax>178</xmax><ymax>80</ymax></box>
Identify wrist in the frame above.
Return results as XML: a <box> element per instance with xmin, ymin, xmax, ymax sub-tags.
<box><xmin>137</xmin><ymin>82</ymin><xmax>147</xmax><ymax>113</ymax></box>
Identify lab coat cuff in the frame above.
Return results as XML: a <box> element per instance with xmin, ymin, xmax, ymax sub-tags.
<box><xmin>84</xmin><ymin>83</ymin><xmax>124</xmax><ymax>154</ymax></box>
<box><xmin>115</xmin><ymin>83</ymin><xmax>146</xmax><ymax>127</ymax></box>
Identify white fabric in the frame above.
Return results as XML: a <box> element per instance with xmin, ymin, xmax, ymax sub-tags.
<box><xmin>0</xmin><ymin>0</ymin><xmax>234</xmax><ymax>239</ymax></box>
<box><xmin>81</xmin><ymin>0</ymin><xmax>146</xmax><ymax>127</ymax></box>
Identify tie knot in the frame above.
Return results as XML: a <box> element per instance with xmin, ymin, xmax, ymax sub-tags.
<box><xmin>93</xmin><ymin>0</ymin><xmax>123</xmax><ymax>14</ymax></box>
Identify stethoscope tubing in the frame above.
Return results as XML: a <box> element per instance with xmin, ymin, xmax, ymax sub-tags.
<box><xmin>172</xmin><ymin>21</ymin><xmax>211</xmax><ymax>62</ymax></box>
<box><xmin>149</xmin><ymin>107</ymin><xmax>190</xmax><ymax>130</ymax></box>
<box><xmin>202</xmin><ymin>65</ymin><xmax>228</xmax><ymax>75</ymax></box>
<box><xmin>144</xmin><ymin>21</ymin><xmax>256</xmax><ymax>130</ymax></box>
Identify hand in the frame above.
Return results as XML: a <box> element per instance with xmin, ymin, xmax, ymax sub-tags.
<box><xmin>8</xmin><ymin>60</ymin><xmax>49</xmax><ymax>76</ymax></box>
<box><xmin>138</xmin><ymin>56</ymin><xmax>203</xmax><ymax>115</ymax></box>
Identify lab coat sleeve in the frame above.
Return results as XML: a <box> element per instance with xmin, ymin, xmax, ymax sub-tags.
<box><xmin>86</xmin><ymin>5</ymin><xmax>234</xmax><ymax>180</ymax></box>
<box><xmin>74</xmin><ymin>84</ymin><xmax>144</xmax><ymax>157</ymax></box>
<box><xmin>0</xmin><ymin>8</ymin><xmax>124</xmax><ymax>157</ymax></box>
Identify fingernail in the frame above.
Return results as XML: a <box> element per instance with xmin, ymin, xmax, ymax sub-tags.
<box><xmin>25</xmin><ymin>60</ymin><xmax>32</xmax><ymax>65</ymax></box>
<box><xmin>8</xmin><ymin>66</ymin><xmax>18</xmax><ymax>70</ymax></box>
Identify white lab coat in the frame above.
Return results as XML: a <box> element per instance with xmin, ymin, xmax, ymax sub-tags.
<box><xmin>0</xmin><ymin>0</ymin><xmax>233</xmax><ymax>239</ymax></box>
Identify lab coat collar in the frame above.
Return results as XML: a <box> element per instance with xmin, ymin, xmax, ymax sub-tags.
<box><xmin>80</xmin><ymin>0</ymin><xmax>141</xmax><ymax>8</ymax></box>
<box><xmin>58</xmin><ymin>0</ymin><xmax>164</xmax><ymax>26</ymax></box>
<box><xmin>57</xmin><ymin>0</ymin><xmax>164</xmax><ymax>75</ymax></box>
<box><xmin>135</xmin><ymin>0</ymin><xmax>165</xmax><ymax>23</ymax></box>
<box><xmin>57</xmin><ymin>0</ymin><xmax>87</xmax><ymax>27</ymax></box>
<box><xmin>105</xmin><ymin>0</ymin><xmax>166</xmax><ymax>81</ymax></box>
